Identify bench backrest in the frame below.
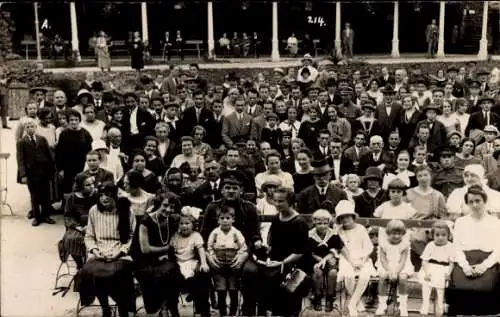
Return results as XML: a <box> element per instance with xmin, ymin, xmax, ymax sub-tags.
<box><xmin>111</xmin><ymin>40</ymin><xmax>126</xmax><ymax>46</ymax></box>
<box><xmin>21</xmin><ymin>40</ymin><xmax>36</xmax><ymax>45</ymax></box>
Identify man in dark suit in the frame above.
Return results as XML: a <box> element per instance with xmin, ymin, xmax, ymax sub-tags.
<box><xmin>123</xmin><ymin>92</ymin><xmax>155</xmax><ymax>152</ymax></box>
<box><xmin>313</xmin><ymin>129</ymin><xmax>331</xmax><ymax>160</ymax></box>
<box><xmin>164</xmin><ymin>102</ymin><xmax>183</xmax><ymax>144</ymax></box>
<box><xmin>222</xmin><ymin>96</ymin><xmax>253</xmax><ymax>147</ymax></box>
<box><xmin>413</xmin><ymin>104</ymin><xmax>448</xmax><ymax>161</ymax></box>
<box><xmin>189</xmin><ymin>63</ymin><xmax>208</xmax><ymax>92</ymax></box>
<box><xmin>249</xmin><ymin>101</ymin><xmax>274</xmax><ymax>142</ymax></box>
<box><xmin>376</xmin><ymin>84</ymin><xmax>402</xmax><ymax>141</ymax></box>
<box><xmin>358</xmin><ymin>135</ymin><xmax>394</xmax><ymax>175</ymax></box>
<box><xmin>465</xmin><ymin>96</ymin><xmax>500</xmax><ymax>141</ymax></box>
<box><xmin>181</xmin><ymin>89</ymin><xmax>214</xmax><ymax>135</ymax></box>
<box><xmin>327</xmin><ymin>137</ymin><xmax>354</xmax><ymax>181</ymax></box>
<box><xmin>192</xmin><ymin>160</ymin><xmax>223</xmax><ymax>210</ymax></box>
<box><xmin>30</xmin><ymin>87</ymin><xmax>53</xmax><ymax>110</ymax></box>
<box><xmin>378</xmin><ymin>67</ymin><xmax>395</xmax><ymax>87</ymax></box>
<box><xmin>343</xmin><ymin>131</ymin><xmax>370</xmax><ymax>174</ymax></box>
<box><xmin>446</xmin><ymin>66</ymin><xmax>466</xmax><ymax>98</ymax></box>
<box><xmin>297</xmin><ymin>158</ymin><xmax>347</xmax><ymax>214</ymax></box>
<box><xmin>16</xmin><ymin>119</ymin><xmax>56</xmax><ymax>226</ymax></box>
<box><xmin>161</xmin><ymin>65</ymin><xmax>179</xmax><ymax>96</ymax></box>
<box><xmin>206</xmin><ymin>99</ymin><xmax>224</xmax><ymax>150</ymax></box>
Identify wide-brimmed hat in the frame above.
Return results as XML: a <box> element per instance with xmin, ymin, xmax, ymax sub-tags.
<box><xmin>363</xmin><ymin>166</ymin><xmax>384</xmax><ymax>183</ymax></box>
<box><xmin>439</xmin><ymin>146</ymin><xmax>456</xmax><ymax>157</ymax></box>
<box><xmin>381</xmin><ymin>84</ymin><xmax>396</xmax><ymax>95</ymax></box>
<box><xmin>467</xmin><ymin>80</ymin><xmax>481</xmax><ymax>89</ymax></box>
<box><xmin>92</xmin><ymin>140</ymin><xmax>108</xmax><ymax>151</ymax></box>
<box><xmin>311</xmin><ymin>158</ymin><xmax>333</xmax><ymax>175</ymax></box>
<box><xmin>29</xmin><ymin>87</ymin><xmax>48</xmax><ymax>94</ymax></box>
<box><xmin>335</xmin><ymin>200</ymin><xmax>357</xmax><ymax>223</ymax></box>
<box><xmin>447</xmin><ymin>65</ymin><xmax>459</xmax><ymax>73</ymax></box>
<box><xmin>273</xmin><ymin>67</ymin><xmax>285</xmax><ymax>75</ymax></box>
<box><xmin>361</xmin><ymin>99</ymin><xmax>377</xmax><ymax>111</ymax></box>
<box><xmin>477</xmin><ymin>68</ymin><xmax>490</xmax><ymax>76</ymax></box>
<box><xmin>74</xmin><ymin>89</ymin><xmax>94</xmax><ymax>105</ymax></box>
<box><xmin>422</xmin><ymin>103</ymin><xmax>442</xmax><ymax>115</ymax></box>
<box><xmin>478</xmin><ymin>95</ymin><xmax>495</xmax><ymax>106</ymax></box>
<box><xmin>447</xmin><ymin>130</ymin><xmax>463</xmax><ymax>140</ymax></box>
<box><xmin>340</xmin><ymin>86</ymin><xmax>354</xmax><ymax>95</ymax></box>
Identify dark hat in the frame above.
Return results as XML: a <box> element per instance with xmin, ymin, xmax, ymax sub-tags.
<box><xmin>467</xmin><ymin>80</ymin><xmax>481</xmax><ymax>89</ymax></box>
<box><xmin>91</xmin><ymin>81</ymin><xmax>104</xmax><ymax>92</ymax></box>
<box><xmin>282</xmin><ymin>130</ymin><xmax>292</xmax><ymax>137</ymax></box>
<box><xmin>326</xmin><ymin>78</ymin><xmax>337</xmax><ymax>87</ymax></box>
<box><xmin>340</xmin><ymin>86</ymin><xmax>354</xmax><ymax>95</ymax></box>
<box><xmin>477</xmin><ymin>68</ymin><xmax>490</xmax><ymax>76</ymax></box>
<box><xmin>361</xmin><ymin>99</ymin><xmax>376</xmax><ymax>110</ymax></box>
<box><xmin>165</xmin><ymin>102</ymin><xmax>180</xmax><ymax>109</ymax></box>
<box><xmin>478</xmin><ymin>95</ymin><xmax>495</xmax><ymax>105</ymax></box>
<box><xmin>431</xmin><ymin>87</ymin><xmax>445</xmax><ymax>94</ymax></box>
<box><xmin>387</xmin><ymin>178</ymin><xmax>407</xmax><ymax>190</ymax></box>
<box><xmin>493</xmin><ymin>149</ymin><xmax>500</xmax><ymax>160</ymax></box>
<box><xmin>102</xmin><ymin>91</ymin><xmax>115</xmax><ymax>103</ymax></box>
<box><xmin>435</xmin><ymin>80</ymin><xmax>446</xmax><ymax>88</ymax></box>
<box><xmin>422</xmin><ymin>103</ymin><xmax>442</xmax><ymax>115</ymax></box>
<box><xmin>363</xmin><ymin>167</ymin><xmax>384</xmax><ymax>182</ymax></box>
<box><xmin>98</xmin><ymin>182</ymin><xmax>118</xmax><ymax>197</ymax></box>
<box><xmin>311</xmin><ymin>158</ymin><xmax>333</xmax><ymax>175</ymax></box>
<box><xmin>381</xmin><ymin>84</ymin><xmax>396</xmax><ymax>94</ymax></box>
<box><xmin>447</xmin><ymin>65</ymin><xmax>459</xmax><ymax>73</ymax></box>
<box><xmin>415</xmin><ymin>77</ymin><xmax>428</xmax><ymax>86</ymax></box>
<box><xmin>122</xmin><ymin>92</ymin><xmax>139</xmax><ymax>101</ymax></box>
<box><xmin>29</xmin><ymin>87</ymin><xmax>48</xmax><ymax>94</ymax></box>
<box><xmin>220</xmin><ymin>170</ymin><xmax>246</xmax><ymax>187</ymax></box>
<box><xmin>265</xmin><ymin>112</ymin><xmax>279</xmax><ymax>121</ymax></box>
<box><xmin>306</xmin><ymin>85</ymin><xmax>320</xmax><ymax>93</ymax></box>
<box><xmin>140</xmin><ymin>75</ymin><xmax>153</xmax><ymax>85</ymax></box>
<box><xmin>439</xmin><ymin>146</ymin><xmax>456</xmax><ymax>157</ymax></box>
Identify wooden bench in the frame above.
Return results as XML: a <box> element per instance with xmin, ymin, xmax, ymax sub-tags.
<box><xmin>281</xmin><ymin>38</ymin><xmax>321</xmax><ymax>57</ymax></box>
<box><xmin>184</xmin><ymin>40</ymin><xmax>204</xmax><ymax>59</ymax></box>
<box><xmin>20</xmin><ymin>40</ymin><xmax>37</xmax><ymax>60</ymax></box>
<box><xmin>109</xmin><ymin>40</ymin><xmax>128</xmax><ymax>55</ymax></box>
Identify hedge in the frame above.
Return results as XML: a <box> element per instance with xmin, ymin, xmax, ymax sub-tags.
<box><xmin>3</xmin><ymin>59</ymin><xmax>499</xmax><ymax>103</ymax></box>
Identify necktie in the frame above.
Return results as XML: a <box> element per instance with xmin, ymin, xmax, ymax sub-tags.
<box><xmin>196</xmin><ymin>109</ymin><xmax>200</xmax><ymax>122</ymax></box>
<box><xmin>30</xmin><ymin>136</ymin><xmax>36</xmax><ymax>146</ymax></box>
<box><xmin>486</xmin><ymin>112</ymin><xmax>490</xmax><ymax>126</ymax></box>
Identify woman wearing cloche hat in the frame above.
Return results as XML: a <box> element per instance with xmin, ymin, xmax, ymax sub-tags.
<box><xmin>335</xmin><ymin>200</ymin><xmax>376</xmax><ymax>317</ymax></box>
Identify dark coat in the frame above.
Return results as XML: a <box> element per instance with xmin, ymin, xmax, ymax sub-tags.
<box><xmin>353</xmin><ymin>190</ymin><xmax>389</xmax><ymax>218</ymax></box>
<box><xmin>327</xmin><ymin>155</ymin><xmax>355</xmax><ymax>180</ymax></box>
<box><xmin>397</xmin><ymin>110</ymin><xmax>423</xmax><ymax>148</ymax></box>
<box><xmin>358</xmin><ymin>150</ymin><xmax>394</xmax><ymax>175</ymax></box>
<box><xmin>376</xmin><ymin>102</ymin><xmax>402</xmax><ymax>141</ymax></box>
<box><xmin>192</xmin><ymin>179</ymin><xmax>223</xmax><ymax>211</ymax></box>
<box><xmin>181</xmin><ymin>106</ymin><xmax>214</xmax><ymax>137</ymax></box>
<box><xmin>16</xmin><ymin>134</ymin><xmax>55</xmax><ymax>182</ymax></box>
<box><xmin>465</xmin><ymin>111</ymin><xmax>500</xmax><ymax>136</ymax></box>
<box><xmin>297</xmin><ymin>184</ymin><xmax>347</xmax><ymax>214</ymax></box>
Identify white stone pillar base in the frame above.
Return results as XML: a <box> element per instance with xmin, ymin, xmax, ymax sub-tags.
<box><xmin>391</xmin><ymin>40</ymin><xmax>400</xmax><ymax>58</ymax></box>
<box><xmin>271</xmin><ymin>40</ymin><xmax>280</xmax><ymax>61</ymax></box>
<box><xmin>478</xmin><ymin>39</ymin><xmax>489</xmax><ymax>59</ymax></box>
<box><xmin>335</xmin><ymin>40</ymin><xmax>342</xmax><ymax>57</ymax></box>
<box><xmin>437</xmin><ymin>40</ymin><xmax>445</xmax><ymax>57</ymax></box>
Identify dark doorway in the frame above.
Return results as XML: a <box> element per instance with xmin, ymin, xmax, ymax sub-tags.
<box><xmin>399</xmin><ymin>2</ymin><xmax>439</xmax><ymax>53</ymax></box>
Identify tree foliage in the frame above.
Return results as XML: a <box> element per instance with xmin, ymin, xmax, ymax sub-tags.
<box><xmin>0</xmin><ymin>7</ymin><xmax>15</xmax><ymax>61</ymax></box>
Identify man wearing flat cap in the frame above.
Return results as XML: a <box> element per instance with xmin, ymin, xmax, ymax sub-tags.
<box><xmin>201</xmin><ymin>170</ymin><xmax>264</xmax><ymax>316</ymax></box>
<box><xmin>297</xmin><ymin>158</ymin><xmax>347</xmax><ymax>215</ymax></box>
<box><xmin>432</xmin><ymin>147</ymin><xmax>464</xmax><ymax>198</ymax></box>
<box><xmin>30</xmin><ymin>87</ymin><xmax>52</xmax><ymax>109</ymax></box>
<box><xmin>475</xmin><ymin>125</ymin><xmax>500</xmax><ymax>159</ymax></box>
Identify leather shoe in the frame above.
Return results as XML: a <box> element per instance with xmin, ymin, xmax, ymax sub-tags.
<box><xmin>44</xmin><ymin>217</ymin><xmax>56</xmax><ymax>224</ymax></box>
<box><xmin>27</xmin><ymin>210</ymin><xmax>34</xmax><ymax>219</ymax></box>
<box><xmin>32</xmin><ymin>219</ymin><xmax>41</xmax><ymax>226</ymax></box>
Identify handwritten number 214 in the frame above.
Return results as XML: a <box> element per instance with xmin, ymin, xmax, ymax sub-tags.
<box><xmin>307</xmin><ymin>16</ymin><xmax>326</xmax><ymax>27</ymax></box>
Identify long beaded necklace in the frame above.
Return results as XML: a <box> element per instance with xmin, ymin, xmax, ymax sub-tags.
<box><xmin>154</xmin><ymin>212</ymin><xmax>170</xmax><ymax>246</ymax></box>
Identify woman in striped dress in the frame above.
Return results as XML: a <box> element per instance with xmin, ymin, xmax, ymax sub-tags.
<box><xmin>75</xmin><ymin>183</ymin><xmax>136</xmax><ymax>317</ymax></box>
<box><xmin>60</xmin><ymin>174</ymin><xmax>98</xmax><ymax>269</ymax></box>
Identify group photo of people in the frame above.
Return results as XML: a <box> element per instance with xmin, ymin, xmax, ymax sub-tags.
<box><xmin>7</xmin><ymin>51</ymin><xmax>500</xmax><ymax>317</ymax></box>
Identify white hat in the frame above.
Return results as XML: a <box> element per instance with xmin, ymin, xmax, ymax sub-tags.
<box><xmin>301</xmin><ymin>54</ymin><xmax>313</xmax><ymax>62</ymax></box>
<box><xmin>92</xmin><ymin>140</ymin><xmax>107</xmax><ymax>151</ymax></box>
<box><xmin>335</xmin><ymin>200</ymin><xmax>357</xmax><ymax>223</ymax></box>
<box><xmin>464</xmin><ymin>164</ymin><xmax>485</xmax><ymax>180</ymax></box>
<box><xmin>484</xmin><ymin>125</ymin><xmax>499</xmax><ymax>135</ymax></box>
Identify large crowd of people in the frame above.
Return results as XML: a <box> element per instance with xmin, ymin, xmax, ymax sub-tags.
<box><xmin>11</xmin><ymin>54</ymin><xmax>500</xmax><ymax>317</ymax></box>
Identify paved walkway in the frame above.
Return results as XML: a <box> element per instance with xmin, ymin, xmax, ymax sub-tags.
<box><xmin>43</xmin><ymin>54</ymin><xmax>500</xmax><ymax>73</ymax></box>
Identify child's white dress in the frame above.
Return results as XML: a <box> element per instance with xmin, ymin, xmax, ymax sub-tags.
<box><xmin>337</xmin><ymin>223</ymin><xmax>376</xmax><ymax>280</ymax></box>
<box><xmin>374</xmin><ymin>201</ymin><xmax>417</xmax><ymax>244</ymax></box>
<box><xmin>256</xmin><ymin>197</ymin><xmax>278</xmax><ymax>246</ymax></box>
<box><xmin>418</xmin><ymin>241</ymin><xmax>455</xmax><ymax>288</ymax></box>
<box><xmin>376</xmin><ymin>237</ymin><xmax>414</xmax><ymax>276</ymax></box>
<box><xmin>170</xmin><ymin>232</ymin><xmax>204</xmax><ymax>279</ymax></box>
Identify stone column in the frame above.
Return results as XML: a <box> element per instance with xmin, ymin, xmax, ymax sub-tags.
<box><xmin>207</xmin><ymin>1</ymin><xmax>215</xmax><ymax>59</ymax></box>
<box><xmin>141</xmin><ymin>2</ymin><xmax>149</xmax><ymax>43</ymax></box>
<box><xmin>271</xmin><ymin>1</ymin><xmax>280</xmax><ymax>61</ymax></box>
<box><xmin>69</xmin><ymin>2</ymin><xmax>81</xmax><ymax>61</ymax></box>
<box><xmin>391</xmin><ymin>1</ymin><xmax>400</xmax><ymax>58</ymax></box>
<box><xmin>436</xmin><ymin>1</ymin><xmax>445</xmax><ymax>57</ymax></box>
<box><xmin>478</xmin><ymin>1</ymin><xmax>489</xmax><ymax>59</ymax></box>
<box><xmin>335</xmin><ymin>1</ymin><xmax>342</xmax><ymax>57</ymax></box>
<box><xmin>33</xmin><ymin>2</ymin><xmax>42</xmax><ymax>61</ymax></box>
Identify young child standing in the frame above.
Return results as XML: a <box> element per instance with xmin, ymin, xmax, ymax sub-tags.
<box><xmin>261</xmin><ymin>112</ymin><xmax>283</xmax><ymax>150</ymax></box>
<box><xmin>309</xmin><ymin>209</ymin><xmax>344</xmax><ymax>312</ymax></box>
<box><xmin>375</xmin><ymin>220</ymin><xmax>414</xmax><ymax>317</ymax></box>
<box><xmin>169</xmin><ymin>208</ymin><xmax>210</xmax><ymax>317</ymax></box>
<box><xmin>336</xmin><ymin>200</ymin><xmax>375</xmax><ymax>317</ymax></box>
<box><xmin>206</xmin><ymin>206</ymin><xmax>248</xmax><ymax>316</ymax></box>
<box><xmin>418</xmin><ymin>221</ymin><xmax>455</xmax><ymax>316</ymax></box>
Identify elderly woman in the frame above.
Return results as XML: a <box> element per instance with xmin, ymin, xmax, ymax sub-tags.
<box><xmin>60</xmin><ymin>174</ymin><xmax>98</xmax><ymax>269</ymax></box>
<box><xmin>133</xmin><ymin>192</ymin><xmax>182</xmax><ymax>317</ymax></box>
<box><xmin>75</xmin><ymin>183</ymin><xmax>136</xmax><ymax>317</ymax></box>
<box><xmin>447</xmin><ymin>164</ymin><xmax>500</xmax><ymax>220</ymax></box>
<box><xmin>192</xmin><ymin>125</ymin><xmax>213</xmax><ymax>160</ymax></box>
<box><xmin>256</xmin><ymin>186</ymin><xmax>309</xmax><ymax>316</ymax></box>
<box><xmin>446</xmin><ymin>185</ymin><xmax>500</xmax><ymax>316</ymax></box>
